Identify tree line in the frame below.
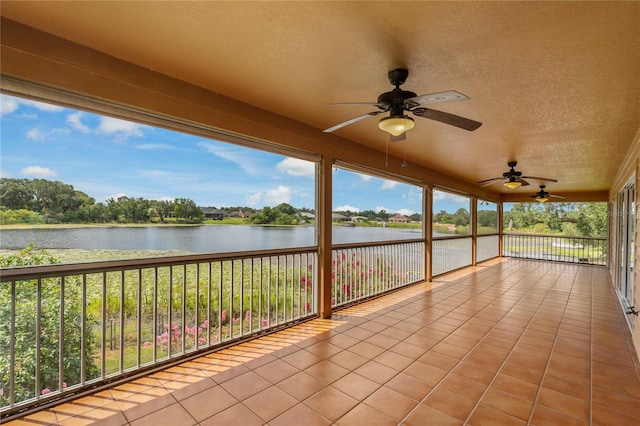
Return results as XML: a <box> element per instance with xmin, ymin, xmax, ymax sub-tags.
<box><xmin>504</xmin><ymin>202</ymin><xmax>607</xmax><ymax>237</ymax></box>
<box><xmin>0</xmin><ymin>178</ymin><xmax>206</xmax><ymax>224</ymax></box>
<box><xmin>0</xmin><ymin>178</ymin><xmax>608</xmax><ymax>236</ymax></box>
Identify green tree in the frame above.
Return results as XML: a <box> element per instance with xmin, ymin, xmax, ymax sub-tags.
<box><xmin>120</xmin><ymin>197</ymin><xmax>151</xmax><ymax>223</ymax></box>
<box><xmin>0</xmin><ymin>178</ymin><xmax>94</xmax><ymax>222</ymax></box>
<box><xmin>0</xmin><ymin>245</ymin><xmax>99</xmax><ymax>405</ymax></box>
<box><xmin>433</xmin><ymin>210</ymin><xmax>454</xmax><ymax>224</ymax></box>
<box><xmin>452</xmin><ymin>208</ymin><xmax>470</xmax><ymax>226</ymax></box>
<box><xmin>575</xmin><ymin>202</ymin><xmax>608</xmax><ymax>237</ymax></box>
<box><xmin>153</xmin><ymin>200</ymin><xmax>174</xmax><ymax>222</ymax></box>
<box><xmin>0</xmin><ymin>208</ymin><xmax>45</xmax><ymax>225</ymax></box>
<box><xmin>477</xmin><ymin>210</ymin><xmax>497</xmax><ymax>228</ymax></box>
<box><xmin>173</xmin><ymin>198</ymin><xmax>203</xmax><ymax>223</ymax></box>
<box><xmin>249</xmin><ymin>203</ymin><xmax>302</xmax><ymax>225</ymax></box>
<box><xmin>0</xmin><ymin>178</ymin><xmax>32</xmax><ymax>210</ymax></box>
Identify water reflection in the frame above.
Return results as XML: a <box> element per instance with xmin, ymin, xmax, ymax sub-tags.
<box><xmin>0</xmin><ymin>225</ymin><xmax>423</xmax><ymax>253</ymax></box>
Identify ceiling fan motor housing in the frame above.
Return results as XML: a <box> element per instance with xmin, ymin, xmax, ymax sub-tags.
<box><xmin>387</xmin><ymin>68</ymin><xmax>409</xmax><ymax>86</ymax></box>
<box><xmin>377</xmin><ymin>89</ymin><xmax>417</xmax><ymax>115</ymax></box>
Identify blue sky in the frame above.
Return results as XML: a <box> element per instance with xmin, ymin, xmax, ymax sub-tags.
<box><xmin>0</xmin><ymin>94</ymin><xmax>472</xmax><ymax>215</ymax></box>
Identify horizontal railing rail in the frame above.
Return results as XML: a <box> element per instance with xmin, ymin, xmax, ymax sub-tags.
<box><xmin>503</xmin><ymin>233</ymin><xmax>607</xmax><ymax>265</ymax></box>
<box><xmin>331</xmin><ymin>239</ymin><xmax>425</xmax><ymax>308</ymax></box>
<box><xmin>0</xmin><ymin>247</ymin><xmax>318</xmax><ymax>417</ymax></box>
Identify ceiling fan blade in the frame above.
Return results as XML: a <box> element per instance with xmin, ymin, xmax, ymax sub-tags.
<box><xmin>412</xmin><ymin>108</ymin><xmax>482</xmax><ymax>131</ymax></box>
<box><xmin>329</xmin><ymin>101</ymin><xmax>388</xmax><ymax>107</ymax></box>
<box><xmin>521</xmin><ymin>176</ymin><xmax>558</xmax><ymax>183</ymax></box>
<box><xmin>550</xmin><ymin>194</ymin><xmax>566</xmax><ymax>199</ymax></box>
<box><xmin>518</xmin><ymin>178</ymin><xmax>530</xmax><ymax>186</ymax></box>
<box><xmin>477</xmin><ymin>177</ymin><xmax>503</xmax><ymax>184</ymax></box>
<box><xmin>404</xmin><ymin>90</ymin><xmax>469</xmax><ymax>108</ymax></box>
<box><xmin>323</xmin><ymin>111</ymin><xmax>383</xmax><ymax>133</ymax></box>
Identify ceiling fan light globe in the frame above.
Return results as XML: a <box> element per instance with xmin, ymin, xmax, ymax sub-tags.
<box><xmin>504</xmin><ymin>180</ymin><xmax>521</xmax><ymax>189</ymax></box>
<box><xmin>536</xmin><ymin>197</ymin><xmax>548</xmax><ymax>203</ymax></box>
<box><xmin>378</xmin><ymin>116</ymin><xmax>415</xmax><ymax>136</ymax></box>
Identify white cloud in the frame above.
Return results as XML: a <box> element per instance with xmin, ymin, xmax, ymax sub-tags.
<box><xmin>0</xmin><ymin>96</ymin><xmax>19</xmax><ymax>117</ymax></box>
<box><xmin>198</xmin><ymin>141</ymin><xmax>256</xmax><ymax>174</ymax></box>
<box><xmin>136</xmin><ymin>143</ymin><xmax>175</xmax><ymax>150</ymax></box>
<box><xmin>26</xmin><ymin>128</ymin><xmax>45</xmax><ymax>142</ymax></box>
<box><xmin>335</xmin><ymin>204</ymin><xmax>360</xmax><ymax>212</ymax></box>
<box><xmin>276</xmin><ymin>157</ymin><xmax>315</xmax><ymax>178</ymax></box>
<box><xmin>359</xmin><ymin>174</ymin><xmax>373</xmax><ymax>181</ymax></box>
<box><xmin>20</xmin><ymin>165</ymin><xmax>57</xmax><ymax>178</ymax></box>
<box><xmin>21</xmin><ymin>99</ymin><xmax>64</xmax><ymax>113</ymax></box>
<box><xmin>396</xmin><ymin>208</ymin><xmax>415</xmax><ymax>216</ymax></box>
<box><xmin>0</xmin><ymin>95</ymin><xmax>64</xmax><ymax>117</ymax></box>
<box><xmin>402</xmin><ymin>186</ymin><xmax>422</xmax><ymax>202</ymax></box>
<box><xmin>246</xmin><ymin>192</ymin><xmax>263</xmax><ymax>206</ymax></box>
<box><xmin>264</xmin><ymin>185</ymin><xmax>291</xmax><ymax>205</ymax></box>
<box><xmin>433</xmin><ymin>190</ymin><xmax>469</xmax><ymax>205</ymax></box>
<box><xmin>381</xmin><ymin>179</ymin><xmax>399</xmax><ymax>190</ymax></box>
<box><xmin>66</xmin><ymin>112</ymin><xmax>91</xmax><ymax>133</ymax></box>
<box><xmin>96</xmin><ymin>117</ymin><xmax>144</xmax><ymax>139</ymax></box>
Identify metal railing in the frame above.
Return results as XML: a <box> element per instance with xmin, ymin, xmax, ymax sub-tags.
<box><xmin>331</xmin><ymin>239</ymin><xmax>424</xmax><ymax>308</ymax></box>
<box><xmin>503</xmin><ymin>233</ymin><xmax>607</xmax><ymax>265</ymax></box>
<box><xmin>477</xmin><ymin>234</ymin><xmax>500</xmax><ymax>263</ymax></box>
<box><xmin>432</xmin><ymin>236</ymin><xmax>473</xmax><ymax>276</ymax></box>
<box><xmin>0</xmin><ymin>247</ymin><xmax>317</xmax><ymax>417</ymax></box>
<box><xmin>0</xmin><ymin>239</ymin><xmax>428</xmax><ymax>417</ymax></box>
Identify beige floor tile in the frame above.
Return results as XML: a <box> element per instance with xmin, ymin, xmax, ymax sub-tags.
<box><xmin>199</xmin><ymin>402</ymin><xmax>264</xmax><ymax>426</ymax></box>
<box><xmin>332</xmin><ymin>372</ymin><xmax>381</xmax><ymax>401</ymax></box>
<box><xmin>179</xmin><ymin>385</ymin><xmax>238</xmax><ymax>422</ymax></box>
<box><xmin>243</xmin><ymin>386</ymin><xmax>299</xmax><ymax>422</ymax></box>
<box><xmin>328</xmin><ymin>349</ymin><xmax>369</xmax><ymax>370</ymax></box>
<box><xmin>335</xmin><ymin>403</ymin><xmax>397</xmax><ymax>426</ymax></box>
<box><xmin>218</xmin><ymin>370</ymin><xmax>272</xmax><ymax>400</ymax></box>
<box><xmin>384</xmin><ymin>372</ymin><xmax>434</xmax><ymax>401</ymax></box>
<box><xmin>362</xmin><ymin>387</ymin><xmax>418</xmax><ymax>421</ymax></box>
<box><xmin>354</xmin><ymin>360</ymin><xmax>399</xmax><ymax>384</ymax></box>
<box><xmin>129</xmin><ymin>402</ymin><xmax>196</xmax><ymax>426</ymax></box>
<box><xmin>303</xmin><ymin>386</ymin><xmax>359</xmax><ymax>421</ymax></box>
<box><xmin>276</xmin><ymin>371</ymin><xmax>326</xmax><ymax>401</ymax></box>
<box><xmin>270</xmin><ymin>403</ymin><xmax>332</xmax><ymax>426</ymax></box>
<box><xmin>402</xmin><ymin>403</ymin><xmax>463</xmax><ymax>425</ymax></box>
<box><xmin>422</xmin><ymin>387</ymin><xmax>476</xmax><ymax>422</ymax></box>
<box><xmin>480</xmin><ymin>387</ymin><xmax>534</xmax><ymax>421</ymax></box>
<box><xmin>253</xmin><ymin>358</ymin><xmax>300</xmax><ymax>383</ymax></box>
<box><xmin>8</xmin><ymin>260</ymin><xmax>640</xmax><ymax>426</ymax></box>
<box><xmin>305</xmin><ymin>359</ymin><xmax>350</xmax><ymax>384</ymax></box>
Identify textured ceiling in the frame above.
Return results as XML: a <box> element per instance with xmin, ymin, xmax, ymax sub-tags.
<box><xmin>2</xmin><ymin>1</ymin><xmax>639</xmax><ymax>196</ymax></box>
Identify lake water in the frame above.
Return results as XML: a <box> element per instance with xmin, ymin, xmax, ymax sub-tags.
<box><xmin>0</xmin><ymin>225</ymin><xmax>427</xmax><ymax>253</ymax></box>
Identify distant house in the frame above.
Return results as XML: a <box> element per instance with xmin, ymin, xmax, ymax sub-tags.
<box><xmin>350</xmin><ymin>216</ymin><xmax>368</xmax><ymax>222</ymax></box>
<box><xmin>202</xmin><ymin>207</ymin><xmax>225</xmax><ymax>220</ymax></box>
<box><xmin>388</xmin><ymin>214</ymin><xmax>409</xmax><ymax>223</ymax></box>
<box><xmin>332</xmin><ymin>213</ymin><xmax>348</xmax><ymax>221</ymax></box>
<box><xmin>229</xmin><ymin>209</ymin><xmax>251</xmax><ymax>218</ymax></box>
<box><xmin>300</xmin><ymin>212</ymin><xmax>315</xmax><ymax>220</ymax></box>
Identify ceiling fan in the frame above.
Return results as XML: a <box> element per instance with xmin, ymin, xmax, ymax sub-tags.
<box><xmin>477</xmin><ymin>161</ymin><xmax>557</xmax><ymax>189</ymax></box>
<box><xmin>531</xmin><ymin>185</ymin><xmax>565</xmax><ymax>203</ymax></box>
<box><xmin>323</xmin><ymin>68</ymin><xmax>482</xmax><ymax>137</ymax></box>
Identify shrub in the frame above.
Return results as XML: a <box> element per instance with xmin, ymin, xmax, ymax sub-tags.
<box><xmin>0</xmin><ymin>244</ymin><xmax>99</xmax><ymax>406</ymax></box>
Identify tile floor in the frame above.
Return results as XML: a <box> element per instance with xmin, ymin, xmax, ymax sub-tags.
<box><xmin>7</xmin><ymin>258</ymin><xmax>640</xmax><ymax>425</ymax></box>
